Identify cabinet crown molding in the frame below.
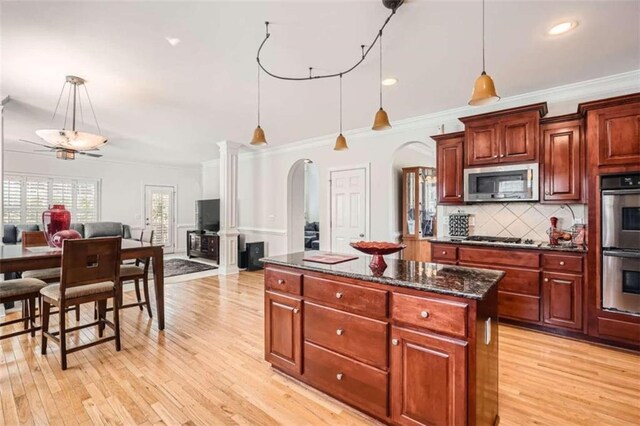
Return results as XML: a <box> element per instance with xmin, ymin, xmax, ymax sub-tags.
<box><xmin>577</xmin><ymin>92</ymin><xmax>640</xmax><ymax>114</ymax></box>
<box><xmin>458</xmin><ymin>102</ymin><xmax>548</xmax><ymax>124</ymax></box>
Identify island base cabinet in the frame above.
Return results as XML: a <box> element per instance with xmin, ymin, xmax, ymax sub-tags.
<box><xmin>390</xmin><ymin>326</ymin><xmax>467</xmax><ymax>426</ymax></box>
<box><xmin>264</xmin><ymin>291</ymin><xmax>302</xmax><ymax>375</ymax></box>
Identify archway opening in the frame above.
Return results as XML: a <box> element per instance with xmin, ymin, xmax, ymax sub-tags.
<box><xmin>287</xmin><ymin>159</ymin><xmax>320</xmax><ymax>252</ymax></box>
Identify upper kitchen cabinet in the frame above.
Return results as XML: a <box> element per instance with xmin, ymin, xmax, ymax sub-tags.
<box><xmin>432</xmin><ymin>132</ymin><xmax>464</xmax><ymax>205</ymax></box>
<box><xmin>460</xmin><ymin>103</ymin><xmax>548</xmax><ymax>167</ymax></box>
<box><xmin>579</xmin><ymin>94</ymin><xmax>640</xmax><ymax>168</ymax></box>
<box><xmin>540</xmin><ymin>114</ymin><xmax>584</xmax><ymax>203</ymax></box>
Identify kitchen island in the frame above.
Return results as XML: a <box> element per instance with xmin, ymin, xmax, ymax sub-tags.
<box><xmin>262</xmin><ymin>252</ymin><xmax>504</xmax><ymax>426</ymax></box>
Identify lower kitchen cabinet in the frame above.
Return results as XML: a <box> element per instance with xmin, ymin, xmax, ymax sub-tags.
<box><xmin>264</xmin><ymin>291</ymin><xmax>302</xmax><ymax>375</ymax></box>
<box><xmin>390</xmin><ymin>326</ymin><xmax>467</xmax><ymax>426</ymax></box>
<box><xmin>543</xmin><ymin>272</ymin><xmax>583</xmax><ymax>330</ymax></box>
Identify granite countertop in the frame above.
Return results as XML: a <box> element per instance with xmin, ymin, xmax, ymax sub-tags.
<box><xmin>428</xmin><ymin>237</ymin><xmax>587</xmax><ymax>253</ymax></box>
<box><xmin>261</xmin><ymin>251</ymin><xmax>504</xmax><ymax>301</ymax></box>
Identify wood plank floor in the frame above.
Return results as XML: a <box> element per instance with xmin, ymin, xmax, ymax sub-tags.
<box><xmin>1</xmin><ymin>270</ymin><xmax>639</xmax><ymax>425</ymax></box>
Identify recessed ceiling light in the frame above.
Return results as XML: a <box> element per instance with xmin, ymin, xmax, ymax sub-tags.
<box><xmin>165</xmin><ymin>37</ymin><xmax>181</xmax><ymax>46</ymax></box>
<box><xmin>381</xmin><ymin>77</ymin><xmax>398</xmax><ymax>86</ymax></box>
<box><xmin>548</xmin><ymin>21</ymin><xmax>578</xmax><ymax>36</ymax></box>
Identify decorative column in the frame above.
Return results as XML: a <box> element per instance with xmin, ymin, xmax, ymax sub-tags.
<box><xmin>216</xmin><ymin>140</ymin><xmax>242</xmax><ymax>275</ymax></box>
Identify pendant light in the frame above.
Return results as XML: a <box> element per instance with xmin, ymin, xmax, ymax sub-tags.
<box><xmin>36</xmin><ymin>75</ymin><xmax>107</xmax><ymax>150</ymax></box>
<box><xmin>469</xmin><ymin>0</ymin><xmax>500</xmax><ymax>106</ymax></box>
<box><xmin>372</xmin><ymin>31</ymin><xmax>392</xmax><ymax>130</ymax></box>
<box><xmin>251</xmin><ymin>63</ymin><xmax>267</xmax><ymax>145</ymax></box>
<box><xmin>334</xmin><ymin>74</ymin><xmax>348</xmax><ymax>151</ymax></box>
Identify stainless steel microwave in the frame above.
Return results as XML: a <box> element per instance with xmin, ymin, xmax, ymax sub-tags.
<box><xmin>464</xmin><ymin>163</ymin><xmax>539</xmax><ymax>202</ymax></box>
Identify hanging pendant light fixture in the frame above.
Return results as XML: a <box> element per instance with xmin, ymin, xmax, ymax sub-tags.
<box><xmin>251</xmin><ymin>63</ymin><xmax>268</xmax><ymax>145</ymax></box>
<box><xmin>372</xmin><ymin>31</ymin><xmax>392</xmax><ymax>130</ymax></box>
<box><xmin>36</xmin><ymin>75</ymin><xmax>107</xmax><ymax>150</ymax></box>
<box><xmin>469</xmin><ymin>0</ymin><xmax>500</xmax><ymax>106</ymax></box>
<box><xmin>334</xmin><ymin>74</ymin><xmax>348</xmax><ymax>151</ymax></box>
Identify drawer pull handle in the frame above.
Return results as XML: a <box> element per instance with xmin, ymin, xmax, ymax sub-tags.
<box><xmin>293</xmin><ymin>308</ymin><xmax>299</xmax><ymax>314</ymax></box>
<box><xmin>442</xmin><ymin>251</ymin><xmax>447</xmax><ymax>255</ymax></box>
<box><xmin>277</xmin><ymin>279</ymin><xmax>285</xmax><ymax>285</ymax></box>
<box><xmin>544</xmin><ymin>278</ymin><xmax>549</xmax><ymax>282</ymax></box>
<box><xmin>559</xmin><ymin>261</ymin><xmax>565</xmax><ymax>266</ymax></box>
<box><xmin>336</xmin><ymin>373</ymin><xmax>343</xmax><ymax>381</ymax></box>
<box><xmin>336</xmin><ymin>329</ymin><xmax>344</xmax><ymax>336</ymax></box>
<box><xmin>335</xmin><ymin>292</ymin><xmax>343</xmax><ymax>299</ymax></box>
<box><xmin>553</xmin><ymin>279</ymin><xmax>573</xmax><ymax>285</ymax></box>
<box><xmin>420</xmin><ymin>310</ymin><xmax>430</xmax><ymax>319</ymax></box>
<box><xmin>392</xmin><ymin>339</ymin><xmax>399</xmax><ymax>346</ymax></box>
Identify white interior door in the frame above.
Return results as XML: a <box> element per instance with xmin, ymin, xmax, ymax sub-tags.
<box><xmin>144</xmin><ymin>185</ymin><xmax>175</xmax><ymax>253</ymax></box>
<box><xmin>330</xmin><ymin>167</ymin><xmax>367</xmax><ymax>254</ymax></box>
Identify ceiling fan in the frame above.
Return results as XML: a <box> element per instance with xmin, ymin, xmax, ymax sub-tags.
<box><xmin>19</xmin><ymin>139</ymin><xmax>103</xmax><ymax>160</ymax></box>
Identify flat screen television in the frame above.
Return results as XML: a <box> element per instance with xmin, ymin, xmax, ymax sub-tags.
<box><xmin>196</xmin><ymin>199</ymin><xmax>220</xmax><ymax>232</ymax></box>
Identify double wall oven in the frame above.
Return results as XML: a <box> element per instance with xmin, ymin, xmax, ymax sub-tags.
<box><xmin>601</xmin><ymin>174</ymin><xmax>640</xmax><ymax>316</ymax></box>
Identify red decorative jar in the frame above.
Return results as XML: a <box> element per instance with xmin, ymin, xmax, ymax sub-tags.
<box><xmin>51</xmin><ymin>229</ymin><xmax>82</xmax><ymax>248</ymax></box>
<box><xmin>42</xmin><ymin>204</ymin><xmax>71</xmax><ymax>247</ymax></box>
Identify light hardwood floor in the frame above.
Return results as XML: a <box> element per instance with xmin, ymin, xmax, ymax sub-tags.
<box><xmin>1</xmin><ymin>270</ymin><xmax>639</xmax><ymax>425</ymax></box>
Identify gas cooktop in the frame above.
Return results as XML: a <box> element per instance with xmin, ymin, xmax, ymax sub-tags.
<box><xmin>451</xmin><ymin>235</ymin><xmax>540</xmax><ymax>246</ymax></box>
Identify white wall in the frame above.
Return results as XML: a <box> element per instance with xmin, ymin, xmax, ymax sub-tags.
<box><xmin>201</xmin><ymin>160</ymin><xmax>220</xmax><ymax>199</ymax></box>
<box><xmin>5</xmin><ymin>150</ymin><xmax>202</xmax><ymax>253</ymax></box>
<box><xmin>203</xmin><ymin>71</ymin><xmax>639</xmax><ymax>257</ymax></box>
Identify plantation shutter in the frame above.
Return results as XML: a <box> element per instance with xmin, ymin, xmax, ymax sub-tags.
<box><xmin>52</xmin><ymin>180</ymin><xmax>74</xmax><ymax>208</ymax></box>
<box><xmin>75</xmin><ymin>181</ymin><xmax>98</xmax><ymax>223</ymax></box>
<box><xmin>25</xmin><ymin>178</ymin><xmax>50</xmax><ymax>223</ymax></box>
<box><xmin>3</xmin><ymin>176</ymin><xmax>23</xmax><ymax>224</ymax></box>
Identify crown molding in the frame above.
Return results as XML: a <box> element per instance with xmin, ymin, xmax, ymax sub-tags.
<box><xmin>229</xmin><ymin>70</ymin><xmax>640</xmax><ymax>162</ymax></box>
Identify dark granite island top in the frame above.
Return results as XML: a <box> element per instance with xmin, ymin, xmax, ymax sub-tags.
<box><xmin>261</xmin><ymin>251</ymin><xmax>504</xmax><ymax>300</ymax></box>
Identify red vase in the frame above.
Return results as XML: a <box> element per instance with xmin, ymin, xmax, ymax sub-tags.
<box><xmin>42</xmin><ymin>204</ymin><xmax>71</xmax><ymax>247</ymax></box>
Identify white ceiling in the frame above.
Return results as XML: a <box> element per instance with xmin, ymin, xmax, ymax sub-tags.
<box><xmin>2</xmin><ymin>0</ymin><xmax>639</xmax><ymax>166</ymax></box>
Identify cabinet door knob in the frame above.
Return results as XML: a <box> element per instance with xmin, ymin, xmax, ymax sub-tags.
<box><xmin>560</xmin><ymin>261</ymin><xmax>565</xmax><ymax>266</ymax></box>
<box><xmin>293</xmin><ymin>308</ymin><xmax>299</xmax><ymax>314</ymax></box>
<box><xmin>277</xmin><ymin>279</ymin><xmax>285</xmax><ymax>285</ymax></box>
<box><xmin>335</xmin><ymin>292</ymin><xmax>343</xmax><ymax>299</ymax></box>
<box><xmin>544</xmin><ymin>278</ymin><xmax>549</xmax><ymax>282</ymax></box>
<box><xmin>500</xmin><ymin>154</ymin><xmax>505</xmax><ymax>158</ymax></box>
<box><xmin>336</xmin><ymin>373</ymin><xmax>344</xmax><ymax>381</ymax></box>
<box><xmin>493</xmin><ymin>155</ymin><xmax>499</xmax><ymax>158</ymax></box>
<box><xmin>421</xmin><ymin>310</ymin><xmax>430</xmax><ymax>318</ymax></box>
<box><xmin>336</xmin><ymin>329</ymin><xmax>344</xmax><ymax>336</ymax></box>
<box><xmin>392</xmin><ymin>339</ymin><xmax>399</xmax><ymax>346</ymax></box>
<box><xmin>442</xmin><ymin>251</ymin><xmax>447</xmax><ymax>255</ymax></box>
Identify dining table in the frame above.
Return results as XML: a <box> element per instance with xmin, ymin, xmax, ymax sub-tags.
<box><xmin>0</xmin><ymin>238</ymin><xmax>165</xmax><ymax>330</ymax></box>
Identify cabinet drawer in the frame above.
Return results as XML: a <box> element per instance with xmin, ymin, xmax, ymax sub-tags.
<box><xmin>305</xmin><ymin>302</ymin><xmax>388</xmax><ymax>369</ymax></box>
<box><xmin>304</xmin><ymin>342</ymin><xmax>388</xmax><ymax>419</ymax></box>
<box><xmin>431</xmin><ymin>244</ymin><xmax>458</xmax><ymax>262</ymax></box>
<box><xmin>303</xmin><ymin>275</ymin><xmax>388</xmax><ymax>318</ymax></box>
<box><xmin>499</xmin><ymin>268</ymin><xmax>541</xmax><ymax>296</ymax></box>
<box><xmin>459</xmin><ymin>247</ymin><xmax>539</xmax><ymax>268</ymax></box>
<box><xmin>542</xmin><ymin>253</ymin><xmax>583</xmax><ymax>273</ymax></box>
<box><xmin>265</xmin><ymin>267</ymin><xmax>302</xmax><ymax>296</ymax></box>
<box><xmin>499</xmin><ymin>292</ymin><xmax>540</xmax><ymax>323</ymax></box>
<box><xmin>392</xmin><ymin>293</ymin><xmax>468</xmax><ymax>339</ymax></box>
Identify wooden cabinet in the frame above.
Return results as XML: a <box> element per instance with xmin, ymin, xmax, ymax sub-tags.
<box><xmin>589</xmin><ymin>102</ymin><xmax>640</xmax><ymax>167</ymax></box>
<box><xmin>187</xmin><ymin>231</ymin><xmax>220</xmax><ymax>262</ymax></box>
<box><xmin>433</xmin><ymin>132</ymin><xmax>464</xmax><ymax>205</ymax></box>
<box><xmin>263</xmin><ymin>264</ymin><xmax>499</xmax><ymax>425</ymax></box>
<box><xmin>543</xmin><ymin>272</ymin><xmax>583</xmax><ymax>330</ymax></box>
<box><xmin>460</xmin><ymin>103</ymin><xmax>547</xmax><ymax>167</ymax></box>
<box><xmin>433</xmin><ymin>242</ymin><xmax>588</xmax><ymax>338</ymax></box>
<box><xmin>390</xmin><ymin>326</ymin><xmax>467</xmax><ymax>426</ymax></box>
<box><xmin>264</xmin><ymin>291</ymin><xmax>302</xmax><ymax>375</ymax></box>
<box><xmin>541</xmin><ymin>116</ymin><xmax>583</xmax><ymax>202</ymax></box>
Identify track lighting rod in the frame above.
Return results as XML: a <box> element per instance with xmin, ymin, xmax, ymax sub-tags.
<box><xmin>256</xmin><ymin>1</ymin><xmax>402</xmax><ymax>81</ymax></box>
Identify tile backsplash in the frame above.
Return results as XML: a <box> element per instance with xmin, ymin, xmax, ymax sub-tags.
<box><xmin>437</xmin><ymin>203</ymin><xmax>587</xmax><ymax>242</ymax></box>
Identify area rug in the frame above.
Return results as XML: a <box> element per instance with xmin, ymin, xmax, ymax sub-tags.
<box><xmin>164</xmin><ymin>259</ymin><xmax>217</xmax><ymax>278</ymax></box>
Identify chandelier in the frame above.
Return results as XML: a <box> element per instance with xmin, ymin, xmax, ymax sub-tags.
<box><xmin>36</xmin><ymin>75</ymin><xmax>107</xmax><ymax>151</ymax></box>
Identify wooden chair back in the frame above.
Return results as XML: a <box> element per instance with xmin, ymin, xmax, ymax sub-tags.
<box><xmin>60</xmin><ymin>237</ymin><xmax>122</xmax><ymax>291</ymax></box>
<box><xmin>22</xmin><ymin>231</ymin><xmax>48</xmax><ymax>248</ymax></box>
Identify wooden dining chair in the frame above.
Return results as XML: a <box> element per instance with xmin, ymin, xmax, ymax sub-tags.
<box><xmin>0</xmin><ymin>278</ymin><xmax>48</xmax><ymax>340</ymax></box>
<box><xmin>40</xmin><ymin>237</ymin><xmax>122</xmax><ymax>370</ymax></box>
<box><xmin>118</xmin><ymin>230</ymin><xmax>154</xmax><ymax>317</ymax></box>
<box><xmin>21</xmin><ymin>231</ymin><xmax>80</xmax><ymax>321</ymax></box>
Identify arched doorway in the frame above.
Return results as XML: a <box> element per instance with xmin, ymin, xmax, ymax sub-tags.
<box><xmin>287</xmin><ymin>159</ymin><xmax>320</xmax><ymax>253</ymax></box>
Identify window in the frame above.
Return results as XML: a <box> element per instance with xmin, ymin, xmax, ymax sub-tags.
<box><xmin>3</xmin><ymin>174</ymin><xmax>101</xmax><ymax>225</ymax></box>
